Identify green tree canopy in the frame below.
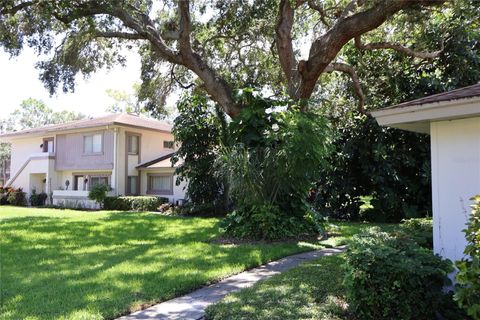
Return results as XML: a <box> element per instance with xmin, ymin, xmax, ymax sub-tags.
<box><xmin>0</xmin><ymin>0</ymin><xmax>465</xmax><ymax>117</ymax></box>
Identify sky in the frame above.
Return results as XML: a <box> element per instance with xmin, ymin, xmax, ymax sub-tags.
<box><xmin>0</xmin><ymin>47</ymin><xmax>143</xmax><ymax>119</ymax></box>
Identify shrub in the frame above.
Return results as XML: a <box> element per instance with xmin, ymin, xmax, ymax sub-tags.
<box><xmin>88</xmin><ymin>184</ymin><xmax>110</xmax><ymax>208</ymax></box>
<box><xmin>103</xmin><ymin>196</ymin><xmax>168</xmax><ymax>211</ymax></box>
<box><xmin>6</xmin><ymin>188</ymin><xmax>27</xmax><ymax>206</ymax></box>
<box><xmin>29</xmin><ymin>188</ymin><xmax>48</xmax><ymax>206</ymax></box>
<box><xmin>398</xmin><ymin>217</ymin><xmax>433</xmax><ymax>249</ymax></box>
<box><xmin>219</xmin><ymin>204</ymin><xmax>323</xmax><ymax>241</ymax></box>
<box><xmin>455</xmin><ymin>195</ymin><xmax>480</xmax><ymax>319</ymax></box>
<box><xmin>217</xmin><ymin>93</ymin><xmax>331</xmax><ymax>240</ymax></box>
<box><xmin>344</xmin><ymin>228</ymin><xmax>453</xmax><ymax>320</ymax></box>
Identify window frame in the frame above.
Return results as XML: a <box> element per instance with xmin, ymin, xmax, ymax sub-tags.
<box><xmin>163</xmin><ymin>140</ymin><xmax>175</xmax><ymax>149</ymax></box>
<box><xmin>42</xmin><ymin>137</ymin><xmax>54</xmax><ymax>153</ymax></box>
<box><xmin>127</xmin><ymin>134</ymin><xmax>140</xmax><ymax>155</ymax></box>
<box><xmin>83</xmin><ymin>133</ymin><xmax>104</xmax><ymax>155</ymax></box>
<box><xmin>126</xmin><ymin>175</ymin><xmax>139</xmax><ymax>195</ymax></box>
<box><xmin>147</xmin><ymin>173</ymin><xmax>173</xmax><ymax>195</ymax></box>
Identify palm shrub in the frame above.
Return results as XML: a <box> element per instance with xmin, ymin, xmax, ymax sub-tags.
<box><xmin>344</xmin><ymin>228</ymin><xmax>454</xmax><ymax>319</ymax></box>
<box><xmin>455</xmin><ymin>195</ymin><xmax>480</xmax><ymax>319</ymax></box>
<box><xmin>88</xmin><ymin>184</ymin><xmax>110</xmax><ymax>209</ymax></box>
<box><xmin>217</xmin><ymin>91</ymin><xmax>331</xmax><ymax>240</ymax></box>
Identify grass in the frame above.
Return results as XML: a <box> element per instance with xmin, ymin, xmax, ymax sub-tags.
<box><xmin>205</xmin><ymin>221</ymin><xmax>401</xmax><ymax>320</ymax></box>
<box><xmin>0</xmin><ymin>206</ymin><xmax>320</xmax><ymax>320</ymax></box>
<box><xmin>205</xmin><ymin>254</ymin><xmax>349</xmax><ymax>320</ymax></box>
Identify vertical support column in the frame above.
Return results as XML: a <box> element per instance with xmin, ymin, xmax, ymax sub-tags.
<box><xmin>111</xmin><ymin>127</ymin><xmax>119</xmax><ymax>196</ymax></box>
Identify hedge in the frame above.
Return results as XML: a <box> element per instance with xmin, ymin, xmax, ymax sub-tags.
<box><xmin>103</xmin><ymin>196</ymin><xmax>168</xmax><ymax>211</ymax></box>
<box><xmin>344</xmin><ymin>227</ymin><xmax>454</xmax><ymax>319</ymax></box>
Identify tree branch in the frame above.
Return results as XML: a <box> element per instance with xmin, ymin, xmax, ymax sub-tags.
<box><xmin>178</xmin><ymin>0</ymin><xmax>192</xmax><ymax>53</ymax></box>
<box><xmin>354</xmin><ymin>35</ymin><xmax>444</xmax><ymax>59</ymax></box>
<box><xmin>324</xmin><ymin>62</ymin><xmax>366</xmax><ymax>114</ymax></box>
<box><xmin>90</xmin><ymin>30</ymin><xmax>145</xmax><ymax>40</ymax></box>
<box><xmin>306</xmin><ymin>0</ymin><xmax>331</xmax><ymax>28</ymax></box>
<box><xmin>0</xmin><ymin>1</ymin><xmax>37</xmax><ymax>15</ymax></box>
<box><xmin>296</xmin><ymin>0</ymin><xmax>445</xmax><ymax>99</ymax></box>
<box><xmin>325</xmin><ymin>62</ymin><xmax>366</xmax><ymax>114</ymax></box>
<box><xmin>275</xmin><ymin>0</ymin><xmax>301</xmax><ymax>97</ymax></box>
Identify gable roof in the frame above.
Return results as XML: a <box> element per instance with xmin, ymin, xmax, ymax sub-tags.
<box><xmin>0</xmin><ymin>113</ymin><xmax>172</xmax><ymax>139</ymax></box>
<box><xmin>371</xmin><ymin>83</ymin><xmax>480</xmax><ymax>134</ymax></box>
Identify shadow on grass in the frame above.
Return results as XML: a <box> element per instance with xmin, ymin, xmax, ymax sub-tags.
<box><xmin>0</xmin><ymin>213</ymin><xmax>307</xmax><ymax>320</ymax></box>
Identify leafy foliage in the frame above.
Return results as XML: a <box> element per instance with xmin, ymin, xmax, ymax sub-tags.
<box><xmin>172</xmin><ymin>94</ymin><xmax>228</xmax><ymax>212</ymax></box>
<box><xmin>398</xmin><ymin>217</ymin><xmax>433</xmax><ymax>249</ymax></box>
<box><xmin>103</xmin><ymin>196</ymin><xmax>168</xmax><ymax>212</ymax></box>
<box><xmin>88</xmin><ymin>184</ymin><xmax>110</xmax><ymax>208</ymax></box>
<box><xmin>218</xmin><ymin>91</ymin><xmax>331</xmax><ymax>240</ymax></box>
<box><xmin>29</xmin><ymin>188</ymin><xmax>48</xmax><ymax>207</ymax></box>
<box><xmin>344</xmin><ymin>228</ymin><xmax>454</xmax><ymax>320</ymax></box>
<box><xmin>455</xmin><ymin>195</ymin><xmax>480</xmax><ymax>319</ymax></box>
<box><xmin>2</xmin><ymin>187</ymin><xmax>27</xmax><ymax>206</ymax></box>
<box><xmin>314</xmin><ymin>5</ymin><xmax>480</xmax><ymax>222</ymax></box>
<box><xmin>314</xmin><ymin>116</ymin><xmax>431</xmax><ymax>222</ymax></box>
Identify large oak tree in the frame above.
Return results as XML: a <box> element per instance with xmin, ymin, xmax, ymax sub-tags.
<box><xmin>0</xmin><ymin>0</ymin><xmax>451</xmax><ymax>117</ymax></box>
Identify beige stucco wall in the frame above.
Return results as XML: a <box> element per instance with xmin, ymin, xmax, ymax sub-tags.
<box><xmin>115</xmin><ymin>127</ymin><xmax>176</xmax><ymax>195</ymax></box>
<box><xmin>139</xmin><ymin>168</ymin><xmax>187</xmax><ymax>203</ymax></box>
<box><xmin>431</xmin><ymin>116</ymin><xmax>480</xmax><ymax>262</ymax></box>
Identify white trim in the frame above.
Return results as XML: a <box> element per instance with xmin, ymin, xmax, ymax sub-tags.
<box><xmin>371</xmin><ymin>96</ymin><xmax>480</xmax><ymax>133</ymax></box>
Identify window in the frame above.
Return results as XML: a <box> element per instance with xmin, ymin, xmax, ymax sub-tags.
<box><xmin>89</xmin><ymin>175</ymin><xmax>109</xmax><ymax>188</ymax></box>
<box><xmin>84</xmin><ymin>134</ymin><xmax>102</xmax><ymax>154</ymax></box>
<box><xmin>163</xmin><ymin>140</ymin><xmax>175</xmax><ymax>149</ymax></box>
<box><xmin>42</xmin><ymin>138</ymin><xmax>54</xmax><ymax>153</ymax></box>
<box><xmin>127</xmin><ymin>135</ymin><xmax>139</xmax><ymax>155</ymax></box>
<box><xmin>127</xmin><ymin>176</ymin><xmax>138</xmax><ymax>195</ymax></box>
<box><xmin>147</xmin><ymin>174</ymin><xmax>173</xmax><ymax>195</ymax></box>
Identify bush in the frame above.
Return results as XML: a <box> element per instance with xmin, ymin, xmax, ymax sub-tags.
<box><xmin>29</xmin><ymin>188</ymin><xmax>48</xmax><ymax>206</ymax></box>
<box><xmin>6</xmin><ymin>188</ymin><xmax>27</xmax><ymax>206</ymax></box>
<box><xmin>219</xmin><ymin>204</ymin><xmax>323</xmax><ymax>241</ymax></box>
<box><xmin>344</xmin><ymin>228</ymin><xmax>453</xmax><ymax>320</ymax></box>
<box><xmin>217</xmin><ymin>93</ymin><xmax>331</xmax><ymax>240</ymax></box>
<box><xmin>398</xmin><ymin>217</ymin><xmax>433</xmax><ymax>249</ymax></box>
<box><xmin>88</xmin><ymin>184</ymin><xmax>110</xmax><ymax>208</ymax></box>
<box><xmin>455</xmin><ymin>195</ymin><xmax>480</xmax><ymax>319</ymax></box>
<box><xmin>103</xmin><ymin>196</ymin><xmax>168</xmax><ymax>211</ymax></box>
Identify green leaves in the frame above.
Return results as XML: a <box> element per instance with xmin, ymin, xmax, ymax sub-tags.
<box><xmin>454</xmin><ymin>195</ymin><xmax>480</xmax><ymax>319</ymax></box>
<box><xmin>345</xmin><ymin>228</ymin><xmax>455</xmax><ymax>319</ymax></box>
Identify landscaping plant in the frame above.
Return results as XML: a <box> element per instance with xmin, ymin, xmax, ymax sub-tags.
<box><xmin>455</xmin><ymin>195</ymin><xmax>480</xmax><ymax>319</ymax></box>
<box><xmin>103</xmin><ymin>196</ymin><xmax>168</xmax><ymax>211</ymax></box>
<box><xmin>218</xmin><ymin>91</ymin><xmax>331</xmax><ymax>240</ymax></box>
<box><xmin>344</xmin><ymin>228</ymin><xmax>453</xmax><ymax>319</ymax></box>
<box><xmin>172</xmin><ymin>93</ymin><xmax>229</xmax><ymax>214</ymax></box>
<box><xmin>398</xmin><ymin>217</ymin><xmax>433</xmax><ymax>249</ymax></box>
<box><xmin>29</xmin><ymin>188</ymin><xmax>48</xmax><ymax>207</ymax></box>
<box><xmin>88</xmin><ymin>184</ymin><xmax>110</xmax><ymax>208</ymax></box>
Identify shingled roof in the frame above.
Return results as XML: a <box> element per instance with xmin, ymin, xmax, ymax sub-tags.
<box><xmin>0</xmin><ymin>113</ymin><xmax>172</xmax><ymax>139</ymax></box>
<box><xmin>384</xmin><ymin>83</ymin><xmax>480</xmax><ymax>110</ymax></box>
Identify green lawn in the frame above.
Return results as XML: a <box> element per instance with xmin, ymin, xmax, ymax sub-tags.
<box><xmin>205</xmin><ymin>221</ymin><xmax>401</xmax><ymax>320</ymax></box>
<box><xmin>205</xmin><ymin>254</ymin><xmax>349</xmax><ymax>320</ymax></box>
<box><xmin>0</xmin><ymin>206</ymin><xmax>319</xmax><ymax>320</ymax></box>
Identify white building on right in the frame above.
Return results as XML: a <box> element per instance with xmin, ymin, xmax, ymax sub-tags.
<box><xmin>372</xmin><ymin>83</ymin><xmax>480</xmax><ymax>263</ymax></box>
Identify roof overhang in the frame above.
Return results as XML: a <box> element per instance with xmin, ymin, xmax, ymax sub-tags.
<box><xmin>371</xmin><ymin>96</ymin><xmax>480</xmax><ymax>134</ymax></box>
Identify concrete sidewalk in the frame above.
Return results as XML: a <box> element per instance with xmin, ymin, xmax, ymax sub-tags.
<box><xmin>117</xmin><ymin>246</ymin><xmax>346</xmax><ymax>320</ymax></box>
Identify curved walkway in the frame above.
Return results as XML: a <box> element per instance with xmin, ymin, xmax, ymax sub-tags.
<box><xmin>117</xmin><ymin>246</ymin><xmax>346</xmax><ymax>320</ymax></box>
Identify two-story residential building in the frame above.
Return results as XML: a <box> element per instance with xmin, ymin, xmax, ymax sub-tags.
<box><xmin>0</xmin><ymin>113</ymin><xmax>186</xmax><ymax>208</ymax></box>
